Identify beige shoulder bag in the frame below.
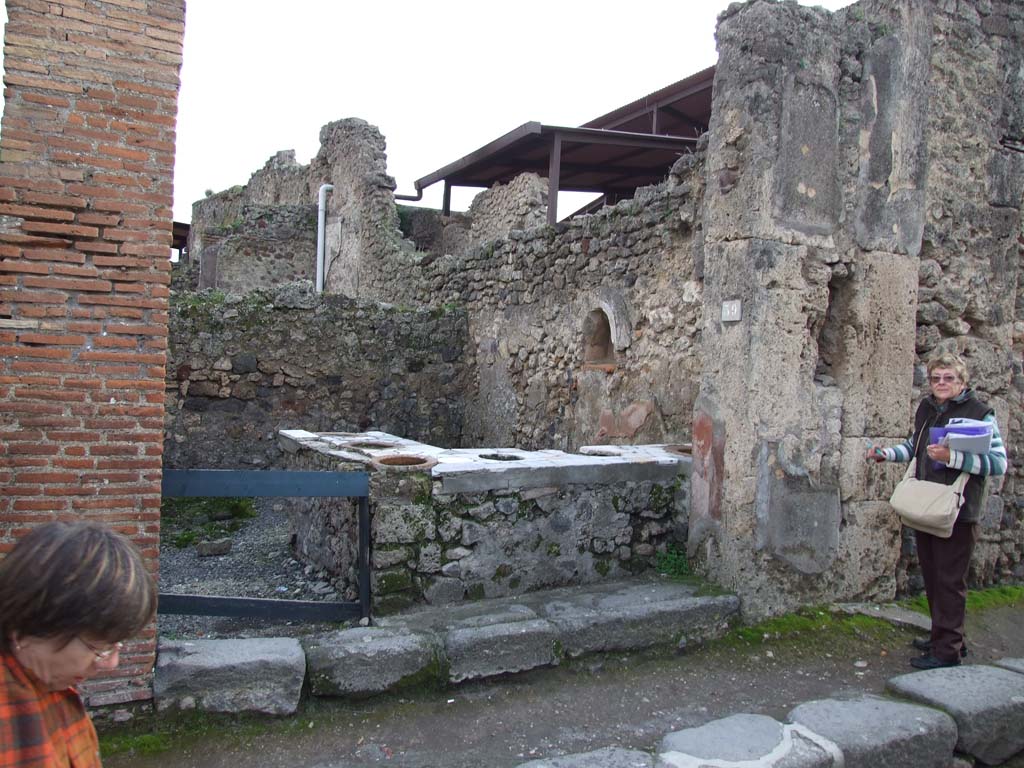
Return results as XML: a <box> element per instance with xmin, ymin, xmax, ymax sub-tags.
<box><xmin>889</xmin><ymin>457</ymin><xmax>968</xmax><ymax>538</ymax></box>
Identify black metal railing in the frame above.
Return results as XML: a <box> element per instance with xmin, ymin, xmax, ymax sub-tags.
<box><xmin>159</xmin><ymin>469</ymin><xmax>371</xmax><ymax>622</ymax></box>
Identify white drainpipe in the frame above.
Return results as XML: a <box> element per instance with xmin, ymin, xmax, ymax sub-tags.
<box><xmin>316</xmin><ymin>183</ymin><xmax>334</xmax><ymax>293</ymax></box>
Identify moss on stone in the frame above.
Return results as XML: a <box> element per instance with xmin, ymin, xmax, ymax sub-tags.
<box><xmin>546</xmin><ymin>543</ymin><xmax>561</xmax><ymax>557</ymax></box>
<box><xmin>492</xmin><ymin>563</ymin><xmax>513</xmax><ymax>581</ymax></box>
<box><xmin>376</xmin><ymin>569</ymin><xmax>413</xmax><ymax>595</ymax></box>
<box><xmin>466</xmin><ymin>583</ymin><xmax>486</xmax><ymax>601</ymax></box>
<box><xmin>595</xmin><ymin>559</ymin><xmax>611</xmax><ymax>577</ymax></box>
<box><xmin>394</xmin><ymin>650</ymin><xmax>448</xmax><ymax>693</ymax></box>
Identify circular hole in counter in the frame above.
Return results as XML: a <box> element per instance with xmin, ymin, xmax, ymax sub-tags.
<box><xmin>664</xmin><ymin>444</ymin><xmax>692</xmax><ymax>456</ymax></box>
<box><xmin>369</xmin><ymin>454</ymin><xmax>438</xmax><ymax>473</ymax></box>
<box><xmin>348</xmin><ymin>441</ymin><xmax>397</xmax><ymax>450</ymax></box>
<box><xmin>584</xmin><ymin>449</ymin><xmax>622</xmax><ymax>457</ymax></box>
<box><xmin>478</xmin><ymin>453</ymin><xmax>523</xmax><ymax>462</ymax></box>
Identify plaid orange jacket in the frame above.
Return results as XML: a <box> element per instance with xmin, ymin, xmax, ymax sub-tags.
<box><xmin>0</xmin><ymin>651</ymin><xmax>101</xmax><ymax>768</ymax></box>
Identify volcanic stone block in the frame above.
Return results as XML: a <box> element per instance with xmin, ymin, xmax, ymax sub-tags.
<box><xmin>154</xmin><ymin>638</ymin><xmax>305</xmax><ymax>715</ymax></box>
<box><xmin>773</xmin><ymin>78</ymin><xmax>840</xmax><ymax>236</ymax></box>
<box><xmin>758</xmin><ymin>463</ymin><xmax>840</xmax><ymax>575</ymax></box>
<box><xmin>994</xmin><ymin>658</ymin><xmax>1024</xmax><ymax>676</ymax></box>
<box><xmin>886</xmin><ymin>665</ymin><xmax>1024</xmax><ymax>765</ymax></box>
<box><xmin>788</xmin><ymin>694</ymin><xmax>956</xmax><ymax>768</ymax></box>
<box><xmin>536</xmin><ymin>580</ymin><xmax>738</xmax><ymax>656</ymax></box>
<box><xmin>444</xmin><ymin>617</ymin><xmax>558</xmax><ymax>683</ymax></box>
<box><xmin>516</xmin><ymin>748</ymin><xmax>654</xmax><ymax>767</ymax></box>
<box><xmin>302</xmin><ymin>627</ymin><xmax>441</xmax><ymax>697</ymax></box>
<box><xmin>657</xmin><ymin>713</ymin><xmax>839</xmax><ymax>767</ymax></box>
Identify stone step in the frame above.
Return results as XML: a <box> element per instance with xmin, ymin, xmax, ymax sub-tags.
<box><xmin>154</xmin><ymin>637</ymin><xmax>306</xmax><ymax>715</ymax></box>
<box><xmin>313</xmin><ymin>577</ymin><xmax>739</xmax><ymax>692</ymax></box>
<box><xmin>153</xmin><ymin>577</ymin><xmax>738</xmax><ymax>711</ymax></box>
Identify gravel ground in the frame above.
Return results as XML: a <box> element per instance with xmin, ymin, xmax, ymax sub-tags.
<box><xmin>158</xmin><ymin>500</ymin><xmax>343</xmax><ymax>640</ymax></box>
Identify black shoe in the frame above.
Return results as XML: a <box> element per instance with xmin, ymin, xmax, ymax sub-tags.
<box><xmin>910</xmin><ymin>653</ymin><xmax>961</xmax><ymax>670</ymax></box>
<box><xmin>910</xmin><ymin>638</ymin><xmax>968</xmax><ymax>657</ymax></box>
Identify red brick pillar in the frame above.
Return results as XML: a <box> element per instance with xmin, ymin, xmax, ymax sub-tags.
<box><xmin>0</xmin><ymin>0</ymin><xmax>186</xmax><ymax>705</ymax></box>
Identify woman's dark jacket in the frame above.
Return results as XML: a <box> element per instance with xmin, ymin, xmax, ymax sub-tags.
<box><xmin>911</xmin><ymin>390</ymin><xmax>992</xmax><ymax>524</ymax></box>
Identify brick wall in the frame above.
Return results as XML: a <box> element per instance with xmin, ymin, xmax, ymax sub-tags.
<box><xmin>0</xmin><ymin>0</ymin><xmax>185</xmax><ymax>705</ymax></box>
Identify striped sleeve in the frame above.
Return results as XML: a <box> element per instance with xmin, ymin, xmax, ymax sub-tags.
<box><xmin>881</xmin><ymin>438</ymin><xmax>914</xmax><ymax>463</ymax></box>
<box><xmin>947</xmin><ymin>412</ymin><xmax>1008</xmax><ymax>476</ymax></box>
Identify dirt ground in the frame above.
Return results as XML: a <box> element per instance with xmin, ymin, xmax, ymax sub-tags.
<box><xmin>101</xmin><ymin>602</ymin><xmax>1024</xmax><ymax>768</ymax></box>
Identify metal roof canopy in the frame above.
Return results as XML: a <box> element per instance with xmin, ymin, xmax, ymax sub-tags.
<box><xmin>404</xmin><ymin>66</ymin><xmax>714</xmax><ymax>224</ymax></box>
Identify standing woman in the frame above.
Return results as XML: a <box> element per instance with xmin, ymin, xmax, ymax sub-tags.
<box><xmin>866</xmin><ymin>352</ymin><xmax>1007</xmax><ymax>669</ymax></box>
<box><xmin>0</xmin><ymin>521</ymin><xmax>157</xmax><ymax>767</ymax></box>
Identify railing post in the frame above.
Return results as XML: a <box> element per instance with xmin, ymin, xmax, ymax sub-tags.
<box><xmin>358</xmin><ymin>495</ymin><xmax>371</xmax><ymax>621</ymax></box>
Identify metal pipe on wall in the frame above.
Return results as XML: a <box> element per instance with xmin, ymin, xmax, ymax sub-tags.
<box><xmin>316</xmin><ymin>183</ymin><xmax>334</xmax><ymax>293</ymax></box>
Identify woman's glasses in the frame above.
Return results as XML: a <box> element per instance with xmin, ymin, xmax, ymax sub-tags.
<box><xmin>929</xmin><ymin>374</ymin><xmax>959</xmax><ymax>384</ymax></box>
<box><xmin>77</xmin><ymin>637</ymin><xmax>123</xmax><ymax>661</ymax></box>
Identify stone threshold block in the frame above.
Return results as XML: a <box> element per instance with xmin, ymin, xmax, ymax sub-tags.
<box><xmin>302</xmin><ymin>626</ymin><xmax>441</xmax><ymax>697</ymax></box>
<box><xmin>886</xmin><ymin>664</ymin><xmax>1024</xmax><ymax>765</ymax></box>
<box><xmin>995</xmin><ymin>658</ymin><xmax>1024</xmax><ymax>676</ymax></box>
<box><xmin>656</xmin><ymin>713</ymin><xmax>841</xmax><ymax>767</ymax></box>
<box><xmin>516</xmin><ymin>747</ymin><xmax>655</xmax><ymax>767</ymax></box>
<box><xmin>526</xmin><ymin>580</ymin><xmax>739</xmax><ymax>657</ymax></box>
<box><xmin>443</xmin><ymin>615</ymin><xmax>559</xmax><ymax>684</ymax></box>
<box><xmin>788</xmin><ymin>694</ymin><xmax>956</xmax><ymax>768</ymax></box>
<box><xmin>154</xmin><ymin>638</ymin><xmax>305</xmax><ymax>715</ymax></box>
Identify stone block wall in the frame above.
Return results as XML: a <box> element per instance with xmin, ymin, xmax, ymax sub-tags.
<box><xmin>688</xmin><ymin>0</ymin><xmax>1022</xmax><ymax>617</ymax></box>
<box><xmin>279</xmin><ymin>431</ymin><xmax>690</xmax><ymax>611</ymax></box>
<box><xmin>163</xmin><ymin>283</ymin><xmax>469</xmax><ymax>469</ymax></box>
<box><xmin>0</xmin><ymin>0</ymin><xmax>185</xmax><ymax>704</ymax></box>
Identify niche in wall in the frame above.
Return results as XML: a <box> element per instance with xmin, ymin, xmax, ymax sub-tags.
<box><xmin>582</xmin><ymin>308</ymin><xmax>615</xmax><ymax>369</ymax></box>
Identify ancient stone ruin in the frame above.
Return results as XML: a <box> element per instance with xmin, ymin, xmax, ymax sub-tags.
<box><xmin>171</xmin><ymin>0</ymin><xmax>1024</xmax><ymax>619</ymax></box>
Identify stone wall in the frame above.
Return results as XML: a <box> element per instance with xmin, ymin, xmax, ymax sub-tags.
<box><xmin>0</xmin><ymin>0</ymin><xmax>185</xmax><ymax>705</ymax></box>
<box><xmin>442</xmin><ymin>172</ymin><xmax>549</xmax><ymax>256</ymax></box>
<box><xmin>280</xmin><ymin>431</ymin><xmax>690</xmax><ymax>611</ymax></box>
<box><xmin>390</xmin><ymin>159</ymin><xmax>705</xmax><ymax>452</ymax></box>
<box><xmin>687</xmin><ymin>0</ymin><xmax>1022</xmax><ymax>618</ymax></box>
<box><xmin>197</xmin><ymin>204</ymin><xmax>317</xmax><ymax>292</ymax></box>
<box><xmin>163</xmin><ymin>283</ymin><xmax>469</xmax><ymax>469</ymax></box>
<box><xmin>901</xmin><ymin>0</ymin><xmax>1024</xmax><ymax>593</ymax></box>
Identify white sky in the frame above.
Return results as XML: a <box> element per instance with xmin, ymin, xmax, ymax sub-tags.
<box><xmin>1</xmin><ymin>1</ymin><xmax>853</xmax><ymax>222</ymax></box>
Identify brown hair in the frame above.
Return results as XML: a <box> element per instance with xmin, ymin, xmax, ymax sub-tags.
<box><xmin>0</xmin><ymin>521</ymin><xmax>157</xmax><ymax>652</ymax></box>
<box><xmin>927</xmin><ymin>351</ymin><xmax>970</xmax><ymax>386</ymax></box>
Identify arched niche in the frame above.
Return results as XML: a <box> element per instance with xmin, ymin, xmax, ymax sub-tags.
<box><xmin>582</xmin><ymin>308</ymin><xmax>615</xmax><ymax>368</ymax></box>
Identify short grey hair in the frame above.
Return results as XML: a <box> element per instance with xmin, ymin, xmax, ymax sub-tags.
<box><xmin>927</xmin><ymin>352</ymin><xmax>969</xmax><ymax>386</ymax></box>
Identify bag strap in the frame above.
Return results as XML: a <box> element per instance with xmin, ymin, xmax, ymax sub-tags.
<box><xmin>901</xmin><ymin>457</ymin><xmax>970</xmax><ymax>490</ymax></box>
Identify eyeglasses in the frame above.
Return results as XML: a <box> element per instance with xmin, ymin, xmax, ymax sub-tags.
<box><xmin>77</xmin><ymin>637</ymin><xmax>122</xmax><ymax>661</ymax></box>
<box><xmin>929</xmin><ymin>374</ymin><xmax>960</xmax><ymax>384</ymax></box>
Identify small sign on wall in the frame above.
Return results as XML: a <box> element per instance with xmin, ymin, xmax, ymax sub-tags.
<box><xmin>721</xmin><ymin>300</ymin><xmax>742</xmax><ymax>323</ymax></box>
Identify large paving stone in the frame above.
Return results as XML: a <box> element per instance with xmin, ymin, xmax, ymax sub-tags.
<box><xmin>444</xmin><ymin>617</ymin><xmax>558</xmax><ymax>683</ymax></box>
<box><xmin>788</xmin><ymin>694</ymin><xmax>956</xmax><ymax>768</ymax></box>
<box><xmin>516</xmin><ymin>747</ymin><xmax>654</xmax><ymax>767</ymax></box>
<box><xmin>655</xmin><ymin>716</ymin><xmax>839</xmax><ymax>768</ymax></box>
<box><xmin>302</xmin><ymin>626</ymin><xmax>441</xmax><ymax>697</ymax></box>
<box><xmin>154</xmin><ymin>638</ymin><xmax>305</xmax><ymax>715</ymax></box>
<box><xmin>533</xmin><ymin>581</ymin><xmax>738</xmax><ymax>656</ymax></box>
<box><xmin>656</xmin><ymin>713</ymin><xmax>839</xmax><ymax>767</ymax></box>
<box><xmin>995</xmin><ymin>657</ymin><xmax>1024</xmax><ymax>676</ymax></box>
<box><xmin>887</xmin><ymin>664</ymin><xmax>1024</xmax><ymax>765</ymax></box>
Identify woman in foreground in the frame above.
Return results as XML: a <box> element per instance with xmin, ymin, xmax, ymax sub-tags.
<box><xmin>0</xmin><ymin>521</ymin><xmax>157</xmax><ymax>767</ymax></box>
